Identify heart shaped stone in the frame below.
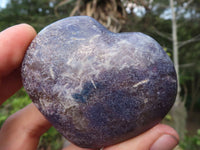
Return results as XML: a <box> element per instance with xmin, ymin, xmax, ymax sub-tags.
<box><xmin>21</xmin><ymin>16</ymin><xmax>177</xmax><ymax>149</ymax></box>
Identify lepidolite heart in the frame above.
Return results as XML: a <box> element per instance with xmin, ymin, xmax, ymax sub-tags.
<box><xmin>21</xmin><ymin>16</ymin><xmax>177</xmax><ymax>149</ymax></box>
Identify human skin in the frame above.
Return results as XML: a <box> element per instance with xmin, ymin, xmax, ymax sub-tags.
<box><xmin>0</xmin><ymin>24</ymin><xmax>179</xmax><ymax>150</ymax></box>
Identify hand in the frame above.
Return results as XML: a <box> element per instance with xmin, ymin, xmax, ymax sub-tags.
<box><xmin>0</xmin><ymin>24</ymin><xmax>179</xmax><ymax>150</ymax></box>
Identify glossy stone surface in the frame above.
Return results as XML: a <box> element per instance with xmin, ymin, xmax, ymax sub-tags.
<box><xmin>21</xmin><ymin>16</ymin><xmax>177</xmax><ymax>149</ymax></box>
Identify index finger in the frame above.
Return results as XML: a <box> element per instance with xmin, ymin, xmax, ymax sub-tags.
<box><xmin>0</xmin><ymin>24</ymin><xmax>36</xmax><ymax>103</ymax></box>
<box><xmin>0</xmin><ymin>24</ymin><xmax>36</xmax><ymax>76</ymax></box>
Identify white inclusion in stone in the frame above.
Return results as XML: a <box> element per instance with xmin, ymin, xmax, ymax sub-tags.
<box><xmin>49</xmin><ymin>67</ymin><xmax>55</xmax><ymax>80</ymax></box>
<box><xmin>133</xmin><ymin>79</ymin><xmax>149</xmax><ymax>88</ymax></box>
<box><xmin>144</xmin><ymin>98</ymin><xmax>148</xmax><ymax>104</ymax></box>
<box><xmin>90</xmin><ymin>78</ymin><xmax>97</xmax><ymax>89</ymax></box>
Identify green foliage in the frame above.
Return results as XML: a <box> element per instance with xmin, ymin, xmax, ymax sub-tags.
<box><xmin>180</xmin><ymin>129</ymin><xmax>200</xmax><ymax>150</ymax></box>
<box><xmin>165</xmin><ymin>114</ymin><xmax>172</xmax><ymax>121</ymax></box>
<box><xmin>0</xmin><ymin>89</ymin><xmax>63</xmax><ymax>150</ymax></box>
<box><xmin>0</xmin><ymin>88</ymin><xmax>31</xmax><ymax>127</ymax></box>
<box><xmin>39</xmin><ymin>127</ymin><xmax>63</xmax><ymax>150</ymax></box>
<box><xmin>0</xmin><ymin>0</ymin><xmax>72</xmax><ymax>32</ymax></box>
<box><xmin>163</xmin><ymin>47</ymin><xmax>172</xmax><ymax>57</ymax></box>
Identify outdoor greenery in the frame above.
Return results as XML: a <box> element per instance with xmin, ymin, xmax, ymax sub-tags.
<box><xmin>0</xmin><ymin>0</ymin><xmax>200</xmax><ymax>150</ymax></box>
<box><xmin>180</xmin><ymin>129</ymin><xmax>200</xmax><ymax>150</ymax></box>
<box><xmin>0</xmin><ymin>89</ymin><xmax>63</xmax><ymax>149</ymax></box>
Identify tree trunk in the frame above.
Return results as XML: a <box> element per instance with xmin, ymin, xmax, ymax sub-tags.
<box><xmin>169</xmin><ymin>0</ymin><xmax>187</xmax><ymax>140</ymax></box>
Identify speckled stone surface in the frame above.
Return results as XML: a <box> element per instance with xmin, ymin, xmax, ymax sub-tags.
<box><xmin>21</xmin><ymin>16</ymin><xmax>177</xmax><ymax>149</ymax></box>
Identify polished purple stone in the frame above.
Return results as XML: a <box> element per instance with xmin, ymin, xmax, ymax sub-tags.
<box><xmin>21</xmin><ymin>16</ymin><xmax>177</xmax><ymax>149</ymax></box>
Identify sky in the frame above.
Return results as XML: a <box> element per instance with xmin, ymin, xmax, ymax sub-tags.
<box><xmin>0</xmin><ymin>0</ymin><xmax>9</xmax><ymax>8</ymax></box>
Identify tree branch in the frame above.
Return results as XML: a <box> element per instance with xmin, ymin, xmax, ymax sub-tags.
<box><xmin>183</xmin><ymin>0</ymin><xmax>193</xmax><ymax>9</ymax></box>
<box><xmin>70</xmin><ymin>0</ymin><xmax>81</xmax><ymax>16</ymax></box>
<box><xmin>179</xmin><ymin>63</ymin><xmax>195</xmax><ymax>68</ymax></box>
<box><xmin>152</xmin><ymin>27</ymin><xmax>172</xmax><ymax>41</ymax></box>
<box><xmin>178</xmin><ymin>34</ymin><xmax>200</xmax><ymax>48</ymax></box>
<box><xmin>54</xmin><ymin>0</ymin><xmax>74</xmax><ymax>17</ymax></box>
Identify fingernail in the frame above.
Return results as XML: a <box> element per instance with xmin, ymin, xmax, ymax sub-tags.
<box><xmin>150</xmin><ymin>134</ymin><xmax>179</xmax><ymax>150</ymax></box>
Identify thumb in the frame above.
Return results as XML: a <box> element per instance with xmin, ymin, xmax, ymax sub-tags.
<box><xmin>104</xmin><ymin>124</ymin><xmax>179</xmax><ymax>150</ymax></box>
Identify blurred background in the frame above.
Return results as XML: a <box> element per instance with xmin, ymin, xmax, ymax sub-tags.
<box><xmin>0</xmin><ymin>0</ymin><xmax>200</xmax><ymax>149</ymax></box>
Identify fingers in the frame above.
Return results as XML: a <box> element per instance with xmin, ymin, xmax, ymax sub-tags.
<box><xmin>104</xmin><ymin>124</ymin><xmax>179</xmax><ymax>150</ymax></box>
<box><xmin>63</xmin><ymin>124</ymin><xmax>179</xmax><ymax>150</ymax></box>
<box><xmin>0</xmin><ymin>24</ymin><xmax>36</xmax><ymax>76</ymax></box>
<box><xmin>0</xmin><ymin>24</ymin><xmax>50</xmax><ymax>150</ymax></box>
<box><xmin>0</xmin><ymin>24</ymin><xmax>36</xmax><ymax>103</ymax></box>
<box><xmin>0</xmin><ymin>103</ymin><xmax>51</xmax><ymax>150</ymax></box>
<box><xmin>0</xmin><ymin>68</ymin><xmax>22</xmax><ymax>105</ymax></box>
<box><xmin>62</xmin><ymin>144</ymin><xmax>93</xmax><ymax>150</ymax></box>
